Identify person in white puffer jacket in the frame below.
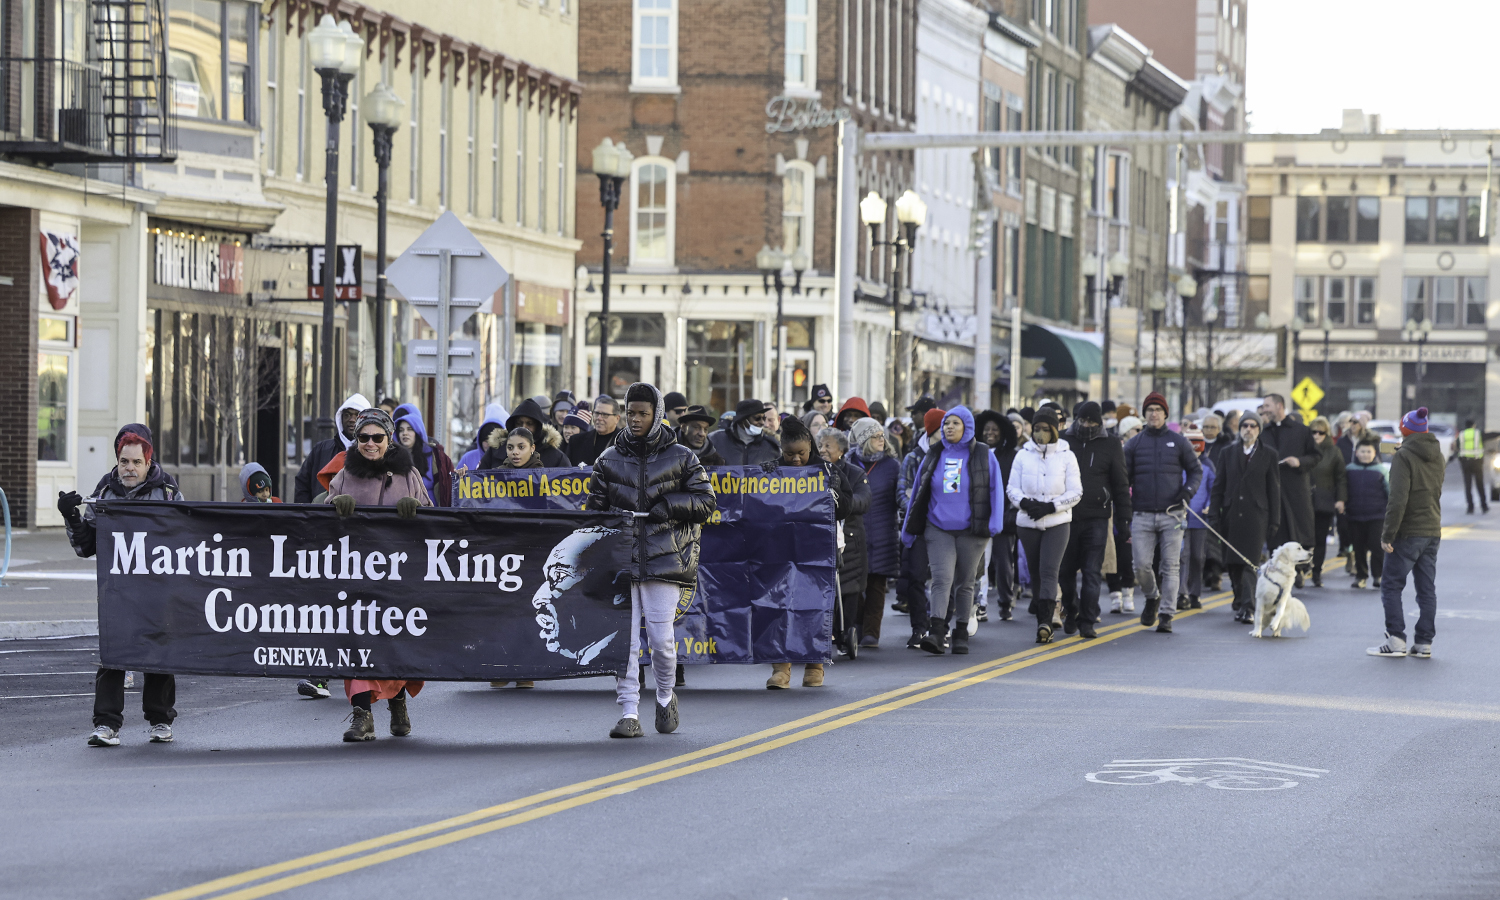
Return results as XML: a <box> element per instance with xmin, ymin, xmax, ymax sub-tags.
<box><xmin>1006</xmin><ymin>406</ymin><xmax>1082</xmax><ymax>644</ymax></box>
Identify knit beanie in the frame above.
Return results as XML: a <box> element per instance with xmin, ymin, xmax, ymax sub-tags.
<box><xmin>1400</xmin><ymin>407</ymin><xmax>1429</xmax><ymax>436</ymax></box>
<box><xmin>923</xmin><ymin>408</ymin><xmax>945</xmax><ymax>435</ymax></box>
<box><xmin>1142</xmin><ymin>392</ymin><xmax>1169</xmax><ymax>414</ymax></box>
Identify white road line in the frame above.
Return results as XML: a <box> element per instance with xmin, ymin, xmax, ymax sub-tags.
<box><xmin>0</xmin><ymin>671</ymin><xmax>97</xmax><ymax>677</ymax></box>
<box><xmin>0</xmin><ymin>648</ymin><xmax>97</xmax><ymax>654</ymax></box>
<box><xmin>0</xmin><ymin>692</ymin><xmax>139</xmax><ymax>700</ymax></box>
<box><xmin>2</xmin><ymin>571</ymin><xmax>97</xmax><ymax>581</ymax></box>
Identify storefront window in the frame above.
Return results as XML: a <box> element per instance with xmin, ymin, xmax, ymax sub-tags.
<box><xmin>168</xmin><ymin>0</ymin><xmax>255</xmax><ymax>123</ymax></box>
<box><xmin>685</xmin><ymin>320</ymin><xmax>758</xmax><ymax>415</ymax></box>
<box><xmin>38</xmin><ymin>353</ymin><xmax>69</xmax><ymax>462</ymax></box>
<box><xmin>512</xmin><ymin>323</ymin><xmax>565</xmax><ymax>400</ymax></box>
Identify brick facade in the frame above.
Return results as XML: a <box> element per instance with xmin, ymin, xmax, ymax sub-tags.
<box><xmin>0</xmin><ymin>206</ymin><xmax>40</xmax><ymax>528</ymax></box>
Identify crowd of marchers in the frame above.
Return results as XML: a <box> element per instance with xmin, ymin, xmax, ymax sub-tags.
<box><xmin>57</xmin><ymin>380</ymin><xmax>1451</xmax><ymax>748</ymax></box>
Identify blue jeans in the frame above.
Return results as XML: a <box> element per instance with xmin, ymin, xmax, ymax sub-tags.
<box><xmin>1379</xmin><ymin>535</ymin><xmax>1440</xmax><ymax>644</ymax></box>
<box><xmin>1131</xmin><ymin>511</ymin><xmax>1186</xmax><ymax>610</ymax></box>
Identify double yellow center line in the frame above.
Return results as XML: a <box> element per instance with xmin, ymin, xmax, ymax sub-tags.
<box><xmin>153</xmin><ymin>591</ymin><xmax>1238</xmax><ymax>900</ymax></box>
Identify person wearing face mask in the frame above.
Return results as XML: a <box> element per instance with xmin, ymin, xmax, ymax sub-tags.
<box><xmin>59</xmin><ymin>431</ymin><xmax>185</xmax><ymax>748</ymax></box>
<box><xmin>708</xmin><ymin>398</ymin><xmax>782</xmax><ymax>465</ymax></box>
<box><xmin>901</xmin><ymin>407</ymin><xmax>1005</xmax><ymax>655</ymax></box>
<box><xmin>1122</xmin><ymin>392</ymin><xmax>1202</xmax><ymax>634</ymax></box>
<box><xmin>1209</xmin><ymin>413</ymin><xmax>1280</xmax><ymax>622</ymax></box>
<box><xmin>1007</xmin><ymin>407</ymin><xmax>1082</xmax><ymax>644</ymax></box>
<box><xmin>1057</xmin><ymin>401</ymin><xmax>1130</xmax><ymax>639</ymax></box>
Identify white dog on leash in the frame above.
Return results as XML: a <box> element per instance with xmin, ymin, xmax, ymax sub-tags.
<box><xmin>1251</xmin><ymin>542</ymin><xmax>1312</xmax><ymax>638</ymax></box>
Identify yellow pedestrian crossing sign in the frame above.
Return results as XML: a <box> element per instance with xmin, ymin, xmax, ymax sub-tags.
<box><xmin>1291</xmin><ymin>377</ymin><xmax>1324</xmax><ymax>411</ymax></box>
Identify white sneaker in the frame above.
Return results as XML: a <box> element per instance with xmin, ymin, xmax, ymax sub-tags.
<box><xmin>1409</xmin><ymin>643</ymin><xmax>1432</xmax><ymax>659</ymax></box>
<box><xmin>1367</xmin><ymin>634</ymin><xmax>1407</xmax><ymax>658</ymax></box>
<box><xmin>1123</xmin><ymin>587</ymin><xmax>1136</xmax><ymax>613</ymax></box>
<box><xmin>148</xmin><ymin>723</ymin><xmax>174</xmax><ymax>743</ymax></box>
<box><xmin>1051</xmin><ymin>603</ymin><xmax>1064</xmax><ymax>627</ymax></box>
<box><xmin>1109</xmin><ymin>591</ymin><xmax>1122</xmax><ymax>613</ymax></box>
<box><xmin>88</xmin><ymin>725</ymin><xmax>120</xmax><ymax>747</ymax></box>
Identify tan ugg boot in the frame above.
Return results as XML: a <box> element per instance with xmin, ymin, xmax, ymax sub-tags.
<box><xmin>766</xmin><ymin>663</ymin><xmax>792</xmax><ymax>690</ymax></box>
<box><xmin>802</xmin><ymin>664</ymin><xmax>825</xmax><ymax>687</ymax></box>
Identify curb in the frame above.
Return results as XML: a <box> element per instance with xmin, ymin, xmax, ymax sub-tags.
<box><xmin>0</xmin><ymin>620</ymin><xmax>99</xmax><ymax>641</ymax></box>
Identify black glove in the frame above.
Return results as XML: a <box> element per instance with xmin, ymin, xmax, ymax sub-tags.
<box><xmin>331</xmin><ymin>494</ymin><xmax>356</xmax><ymax>518</ymax></box>
<box><xmin>646</xmin><ymin>500</ymin><xmax>671</xmax><ymax>524</ymax></box>
<box><xmin>395</xmin><ymin>496</ymin><xmax>420</xmax><ymax>519</ymax></box>
<box><xmin>1019</xmin><ymin>498</ymin><xmax>1041</xmax><ymax>519</ymax></box>
<box><xmin>760</xmin><ymin>460</ymin><xmax>779</xmax><ymax>474</ymax></box>
<box><xmin>1031</xmin><ymin>501</ymin><xmax>1056</xmax><ymax>518</ymax></box>
<box><xmin>57</xmin><ymin>490</ymin><xmax>83</xmax><ymax>524</ymax></box>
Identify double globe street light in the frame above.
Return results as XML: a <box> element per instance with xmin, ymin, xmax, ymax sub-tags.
<box><xmin>756</xmin><ymin>244</ymin><xmax>809</xmax><ymax>406</ymax></box>
<box><xmin>1081</xmin><ymin>250</ymin><xmax>1129</xmax><ymax>403</ymax></box>
<box><xmin>362</xmin><ymin>81</ymin><xmax>403</xmax><ymax>400</ymax></box>
<box><xmin>590</xmin><ymin>138</ymin><xmax>635</xmax><ymax>397</ymax></box>
<box><xmin>860</xmin><ymin>189</ymin><xmax>927</xmax><ymax>409</ymax></box>
<box><xmin>307</xmin><ymin>14</ymin><xmax>363</xmax><ymax>439</ymax></box>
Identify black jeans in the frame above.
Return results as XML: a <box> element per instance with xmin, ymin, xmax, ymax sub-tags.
<box><xmin>897</xmin><ymin>534</ymin><xmax>931</xmax><ymax>633</ymax></box>
<box><xmin>1348</xmin><ymin>518</ymin><xmax>1385</xmax><ymax>581</ymax></box>
<box><xmin>1461</xmin><ymin>458</ymin><xmax>1488</xmax><ymax>511</ymax></box>
<box><xmin>1104</xmin><ymin>521</ymin><xmax>1135</xmax><ymax>592</ymax></box>
<box><xmin>1312</xmin><ymin>511</ymin><xmax>1337</xmax><ymax>575</ymax></box>
<box><xmin>1227</xmin><ymin>563</ymin><xmax>1257</xmax><ymax>613</ymax></box>
<box><xmin>93</xmin><ymin>668</ymin><xmax>176</xmax><ymax>730</ymax></box>
<box><xmin>989</xmin><ymin>533</ymin><xmax>1016</xmax><ymax>610</ymax></box>
<box><xmin>1059</xmin><ymin>517</ymin><xmax>1108</xmax><ymax>626</ymax></box>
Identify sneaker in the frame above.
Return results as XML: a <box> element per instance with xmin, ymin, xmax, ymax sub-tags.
<box><xmin>891</xmin><ymin>599</ymin><xmax>909</xmax><ymax>613</ymax></box>
<box><xmin>1036</xmin><ymin>623</ymin><xmax>1053</xmax><ymax>644</ymax></box>
<box><xmin>1351</xmin><ymin>578</ymin><xmax>1367</xmax><ymax>589</ymax></box>
<box><xmin>88</xmin><ymin>725</ymin><xmax>120</xmax><ymax>747</ymax></box>
<box><xmin>1156</xmin><ymin>615</ymin><xmax>1173</xmax><ymax>634</ymax></box>
<box><xmin>1109</xmin><ymin>591</ymin><xmax>1123</xmax><ymax>613</ymax></box>
<box><xmin>388</xmin><ymin>696</ymin><xmax>411</xmax><ymax>737</ymax></box>
<box><xmin>1366</xmin><ymin>634</ymin><xmax>1408</xmax><ymax>658</ymax></box>
<box><xmin>1176</xmin><ymin>596</ymin><xmax>1191</xmax><ymax>611</ymax></box>
<box><xmin>654</xmin><ymin>693</ymin><xmax>679</xmax><ymax>734</ymax></box>
<box><xmin>1122</xmin><ymin>588</ymin><xmax>1136</xmax><ymax>613</ymax></box>
<box><xmin>148</xmin><ymin>723</ymin><xmax>174</xmax><ymax>743</ymax></box>
<box><xmin>1409</xmin><ymin>643</ymin><xmax>1432</xmax><ymax>659</ymax></box>
<box><xmin>610</xmin><ymin>716</ymin><xmax>644</xmax><ymax>738</ymax></box>
<box><xmin>976</xmin><ymin>605</ymin><xmax>989</xmax><ymax>623</ymax></box>
<box><xmin>343</xmin><ymin>708</ymin><xmax>376</xmax><ymax>742</ymax></box>
<box><xmin>999</xmin><ymin>605</ymin><xmax>1014</xmax><ymax>622</ymax></box>
<box><xmin>297</xmin><ymin>679</ymin><xmax>330</xmax><ymax>699</ymax></box>
<box><xmin>1373</xmin><ymin>577</ymin><xmax>1382</xmax><ymax>588</ymax></box>
<box><xmin>1188</xmin><ymin>595</ymin><xmax>1202</xmax><ymax>610</ymax></box>
<box><xmin>1139</xmin><ymin>596</ymin><xmax>1161</xmax><ymax>628</ymax></box>
<box><xmin>950</xmin><ymin>631</ymin><xmax>970</xmax><ymax>655</ymax></box>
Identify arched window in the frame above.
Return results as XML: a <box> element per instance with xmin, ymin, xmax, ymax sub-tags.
<box><xmin>630</xmin><ymin>157</ymin><xmax>675</xmax><ymax>269</ymax></box>
<box><xmin>782</xmin><ymin>160</ymin><xmax>815</xmax><ymax>261</ymax></box>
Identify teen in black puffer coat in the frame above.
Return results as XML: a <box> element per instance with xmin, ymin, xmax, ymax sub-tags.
<box><xmin>586</xmin><ymin>383</ymin><xmax>718</xmax><ymax>586</ymax></box>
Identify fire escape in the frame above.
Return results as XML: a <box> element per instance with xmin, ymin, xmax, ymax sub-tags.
<box><xmin>0</xmin><ymin>0</ymin><xmax>176</xmax><ymax>163</ymax></box>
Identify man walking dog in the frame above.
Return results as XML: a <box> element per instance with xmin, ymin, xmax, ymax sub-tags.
<box><xmin>1368</xmin><ymin>408</ymin><xmax>1444</xmax><ymax>659</ymax></box>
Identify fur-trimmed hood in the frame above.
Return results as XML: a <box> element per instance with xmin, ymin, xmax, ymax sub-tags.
<box><xmin>539</xmin><ymin>422</ymin><xmax>564</xmax><ymax>451</ymax></box>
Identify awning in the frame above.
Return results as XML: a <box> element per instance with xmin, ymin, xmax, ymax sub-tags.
<box><xmin>1021</xmin><ymin>324</ymin><xmax>1102</xmax><ymax>381</ymax></box>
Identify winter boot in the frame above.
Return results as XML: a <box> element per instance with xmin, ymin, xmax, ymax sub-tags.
<box><xmin>1109</xmin><ymin>591</ymin><xmax>1123</xmax><ymax>613</ymax></box>
<box><xmin>388</xmin><ymin>695</ymin><xmax>411</xmax><ymax>736</ymax></box>
<box><xmin>766</xmin><ymin>663</ymin><xmax>793</xmax><ymax>689</ymax></box>
<box><xmin>919</xmin><ymin>620</ymin><xmax>948</xmax><ymax>655</ymax></box>
<box><xmin>802</xmin><ymin>664</ymin><xmax>825</xmax><ymax>687</ymax></box>
<box><xmin>950</xmin><ymin>629</ymin><xmax>970</xmax><ymax>655</ymax></box>
<box><xmin>1188</xmin><ymin>594</ymin><xmax>1202</xmax><ymax>610</ymax></box>
<box><xmin>343</xmin><ymin>708</ymin><xmax>376</xmax><ymax>742</ymax></box>
<box><xmin>1122</xmin><ymin>587</ymin><xmax>1136</xmax><ymax>613</ymax></box>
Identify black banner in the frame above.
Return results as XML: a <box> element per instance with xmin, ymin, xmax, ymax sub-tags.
<box><xmin>94</xmin><ymin>502</ymin><xmax>633</xmax><ymax>681</ymax></box>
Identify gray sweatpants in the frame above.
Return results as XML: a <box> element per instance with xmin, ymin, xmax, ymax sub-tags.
<box><xmin>615</xmin><ymin>580</ymin><xmax>680</xmax><ymax>718</ymax></box>
<box><xmin>926</xmin><ymin>528</ymin><xmax>990</xmax><ymax>626</ymax></box>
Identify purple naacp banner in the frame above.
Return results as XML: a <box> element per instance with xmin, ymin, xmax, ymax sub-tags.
<box><xmin>454</xmin><ymin>466</ymin><xmax>838</xmax><ymax>664</ymax></box>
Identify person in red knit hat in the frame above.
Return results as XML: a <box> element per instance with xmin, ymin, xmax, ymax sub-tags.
<box><xmin>1122</xmin><ymin>391</ymin><xmax>1202</xmax><ymax>633</ymax></box>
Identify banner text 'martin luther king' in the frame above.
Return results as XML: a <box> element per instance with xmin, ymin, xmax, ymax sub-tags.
<box><xmin>94</xmin><ymin>502</ymin><xmax>633</xmax><ymax>681</ymax></box>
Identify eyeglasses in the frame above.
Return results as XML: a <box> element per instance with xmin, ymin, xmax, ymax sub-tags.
<box><xmin>356</xmin><ymin>433</ymin><xmax>387</xmax><ymax>443</ymax></box>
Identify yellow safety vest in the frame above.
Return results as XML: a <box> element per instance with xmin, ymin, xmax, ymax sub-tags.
<box><xmin>1459</xmin><ymin>427</ymin><xmax>1484</xmax><ymax>458</ymax></box>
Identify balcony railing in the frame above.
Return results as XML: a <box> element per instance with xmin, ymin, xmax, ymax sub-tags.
<box><xmin>0</xmin><ymin>58</ymin><xmax>111</xmax><ymax>160</ymax></box>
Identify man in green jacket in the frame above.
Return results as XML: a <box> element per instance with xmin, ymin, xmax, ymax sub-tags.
<box><xmin>1369</xmin><ymin>407</ymin><xmax>1445</xmax><ymax>659</ymax></box>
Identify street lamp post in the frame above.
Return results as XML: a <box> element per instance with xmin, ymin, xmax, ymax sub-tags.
<box><xmin>590</xmin><ymin>138</ymin><xmax>634</xmax><ymax>397</ymax></box>
<box><xmin>1148</xmin><ymin>291</ymin><xmax>1167</xmax><ymax>394</ymax></box>
<box><xmin>363</xmin><ymin>81</ymin><xmax>403</xmax><ymax>401</ymax></box>
<box><xmin>861</xmin><ymin>190</ymin><xmax>926</xmax><ymax>410</ymax></box>
<box><xmin>1175</xmin><ymin>272</ymin><xmax>1196</xmax><ymax>409</ymax></box>
<box><xmin>1082</xmin><ymin>251</ymin><xmax>1129</xmax><ymax>404</ymax></box>
<box><xmin>1289</xmin><ymin>315</ymin><xmax>1306</xmax><ymax>392</ymax></box>
<box><xmin>757</xmin><ymin>244</ymin><xmax>808</xmax><ymax>405</ymax></box>
<box><xmin>308</xmin><ymin>15</ymin><xmax>363</xmax><ymax>440</ymax></box>
<box><xmin>1200</xmin><ymin>286</ymin><xmax>1220</xmax><ymax>407</ymax></box>
<box><xmin>1403</xmin><ymin>312</ymin><xmax>1434</xmax><ymax>394</ymax></box>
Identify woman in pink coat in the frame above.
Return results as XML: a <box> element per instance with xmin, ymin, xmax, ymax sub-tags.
<box><xmin>326</xmin><ymin>407</ymin><xmax>433</xmax><ymax>742</ymax></box>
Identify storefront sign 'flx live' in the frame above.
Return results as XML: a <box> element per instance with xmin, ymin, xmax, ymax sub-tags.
<box><xmin>307</xmin><ymin>245</ymin><xmax>363</xmax><ymax>300</ymax></box>
<box><xmin>765</xmin><ymin>95</ymin><xmax>851</xmax><ymax>133</ymax></box>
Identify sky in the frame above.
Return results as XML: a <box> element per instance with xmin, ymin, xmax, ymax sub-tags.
<box><xmin>1244</xmin><ymin>0</ymin><xmax>1500</xmax><ymax>133</ymax></box>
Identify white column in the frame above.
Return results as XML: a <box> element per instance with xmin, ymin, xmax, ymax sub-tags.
<box><xmin>835</xmin><ymin>120</ymin><xmax>860</xmax><ymax>400</ymax></box>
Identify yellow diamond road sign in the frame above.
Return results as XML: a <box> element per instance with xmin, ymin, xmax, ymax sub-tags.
<box><xmin>1292</xmin><ymin>377</ymin><xmax>1324</xmax><ymax>410</ymax></box>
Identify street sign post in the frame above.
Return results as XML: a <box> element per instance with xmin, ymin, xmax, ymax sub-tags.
<box><xmin>385</xmin><ymin>212</ymin><xmax>508</xmax><ymax>446</ymax></box>
<box><xmin>1291</xmin><ymin>376</ymin><xmax>1324</xmax><ymax>423</ymax></box>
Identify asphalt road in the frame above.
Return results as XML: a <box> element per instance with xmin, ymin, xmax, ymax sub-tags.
<box><xmin>4</xmin><ymin>483</ymin><xmax>1499</xmax><ymax>900</ymax></box>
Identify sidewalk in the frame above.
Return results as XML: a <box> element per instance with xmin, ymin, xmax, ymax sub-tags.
<box><xmin>1</xmin><ymin>527</ymin><xmax>99</xmax><ymax>639</ymax></box>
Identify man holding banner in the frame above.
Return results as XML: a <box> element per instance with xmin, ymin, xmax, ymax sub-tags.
<box><xmin>587</xmin><ymin>383</ymin><xmax>717</xmax><ymax>739</ymax></box>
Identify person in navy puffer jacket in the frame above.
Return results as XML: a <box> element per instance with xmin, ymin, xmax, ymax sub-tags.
<box><xmin>1122</xmin><ymin>392</ymin><xmax>1202</xmax><ymax>633</ymax></box>
<box><xmin>1345</xmin><ymin>435</ymin><xmax>1389</xmax><ymax>588</ymax></box>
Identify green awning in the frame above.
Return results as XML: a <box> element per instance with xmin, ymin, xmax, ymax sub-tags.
<box><xmin>1021</xmin><ymin>324</ymin><xmax>1102</xmax><ymax>381</ymax></box>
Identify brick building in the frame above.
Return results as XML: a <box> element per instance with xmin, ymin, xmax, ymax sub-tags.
<box><xmin>575</xmin><ymin>0</ymin><xmax>916</xmax><ymax>412</ymax></box>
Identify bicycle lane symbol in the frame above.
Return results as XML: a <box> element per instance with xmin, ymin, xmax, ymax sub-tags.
<box><xmin>1085</xmin><ymin>757</ymin><xmax>1329</xmax><ymax>791</ymax></box>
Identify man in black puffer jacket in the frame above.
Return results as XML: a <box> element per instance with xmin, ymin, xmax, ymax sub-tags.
<box><xmin>1058</xmin><ymin>401</ymin><xmax>1131</xmax><ymax>638</ymax></box>
<box><xmin>588</xmin><ymin>382</ymin><xmax>717</xmax><ymax>740</ymax></box>
<box><xmin>1123</xmin><ymin>391</ymin><xmax>1202</xmax><ymax>633</ymax></box>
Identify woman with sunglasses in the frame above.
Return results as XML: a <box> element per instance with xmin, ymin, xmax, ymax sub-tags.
<box><xmin>1209</xmin><ymin>413</ymin><xmax>1281</xmax><ymax>622</ymax></box>
<box><xmin>326</xmin><ymin>407</ymin><xmax>433</xmax><ymax>743</ymax></box>
<box><xmin>1307</xmin><ymin>415</ymin><xmax>1349</xmax><ymax>587</ymax></box>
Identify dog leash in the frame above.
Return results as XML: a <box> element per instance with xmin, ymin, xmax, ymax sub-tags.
<box><xmin>1183</xmin><ymin>505</ymin><xmax>1262</xmax><ymax>569</ymax></box>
